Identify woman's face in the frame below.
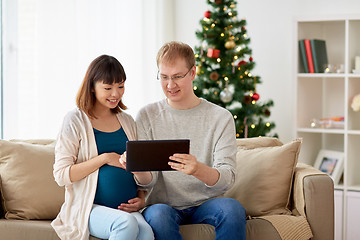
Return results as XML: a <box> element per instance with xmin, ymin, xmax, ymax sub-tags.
<box><xmin>93</xmin><ymin>81</ymin><xmax>125</xmax><ymax>111</ymax></box>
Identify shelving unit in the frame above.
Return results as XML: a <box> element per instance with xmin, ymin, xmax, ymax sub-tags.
<box><xmin>294</xmin><ymin>15</ymin><xmax>360</xmax><ymax>240</ymax></box>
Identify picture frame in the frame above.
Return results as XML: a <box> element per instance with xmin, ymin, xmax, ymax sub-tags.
<box><xmin>314</xmin><ymin>149</ymin><xmax>344</xmax><ymax>184</ymax></box>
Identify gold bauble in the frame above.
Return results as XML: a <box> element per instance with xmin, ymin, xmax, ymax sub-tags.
<box><xmin>225</xmin><ymin>40</ymin><xmax>236</xmax><ymax>49</ymax></box>
<box><xmin>196</xmin><ymin>65</ymin><xmax>201</xmax><ymax>75</ymax></box>
<box><xmin>209</xmin><ymin>72</ymin><xmax>219</xmax><ymax>81</ymax></box>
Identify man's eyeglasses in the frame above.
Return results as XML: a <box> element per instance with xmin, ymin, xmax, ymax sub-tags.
<box><xmin>157</xmin><ymin>66</ymin><xmax>194</xmax><ymax>82</ymax></box>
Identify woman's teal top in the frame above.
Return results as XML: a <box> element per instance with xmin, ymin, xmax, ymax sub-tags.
<box><xmin>93</xmin><ymin>127</ymin><xmax>137</xmax><ymax>209</ymax></box>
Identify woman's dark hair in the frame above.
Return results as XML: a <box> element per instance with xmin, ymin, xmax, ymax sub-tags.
<box><xmin>76</xmin><ymin>55</ymin><xmax>127</xmax><ymax>118</ymax></box>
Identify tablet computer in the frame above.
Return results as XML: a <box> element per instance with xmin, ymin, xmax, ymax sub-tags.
<box><xmin>126</xmin><ymin>139</ymin><xmax>190</xmax><ymax>171</ymax></box>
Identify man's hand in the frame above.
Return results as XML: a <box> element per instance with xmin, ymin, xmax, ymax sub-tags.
<box><xmin>169</xmin><ymin>153</ymin><xmax>220</xmax><ymax>186</ymax></box>
<box><xmin>168</xmin><ymin>153</ymin><xmax>198</xmax><ymax>175</ymax></box>
<box><xmin>119</xmin><ymin>151</ymin><xmax>127</xmax><ymax>169</ymax></box>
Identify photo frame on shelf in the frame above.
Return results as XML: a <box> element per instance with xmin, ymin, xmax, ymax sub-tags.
<box><xmin>314</xmin><ymin>149</ymin><xmax>344</xmax><ymax>184</ymax></box>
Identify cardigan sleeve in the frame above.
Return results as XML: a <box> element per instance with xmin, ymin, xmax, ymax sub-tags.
<box><xmin>117</xmin><ymin>111</ymin><xmax>137</xmax><ymax>141</ymax></box>
<box><xmin>53</xmin><ymin>111</ymin><xmax>82</xmax><ymax>186</ymax></box>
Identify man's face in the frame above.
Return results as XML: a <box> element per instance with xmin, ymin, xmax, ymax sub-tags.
<box><xmin>158</xmin><ymin>58</ymin><xmax>195</xmax><ymax>108</ymax></box>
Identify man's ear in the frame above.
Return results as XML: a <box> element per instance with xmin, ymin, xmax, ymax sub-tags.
<box><xmin>191</xmin><ymin>65</ymin><xmax>196</xmax><ymax>80</ymax></box>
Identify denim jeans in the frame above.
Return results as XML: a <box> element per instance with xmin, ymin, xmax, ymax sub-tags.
<box><xmin>142</xmin><ymin>198</ymin><xmax>246</xmax><ymax>240</ymax></box>
<box><xmin>88</xmin><ymin>204</ymin><xmax>154</xmax><ymax>240</ymax></box>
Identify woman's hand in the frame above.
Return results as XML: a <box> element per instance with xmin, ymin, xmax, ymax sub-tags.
<box><xmin>118</xmin><ymin>190</ymin><xmax>146</xmax><ymax>213</ymax></box>
<box><xmin>105</xmin><ymin>152</ymin><xmax>123</xmax><ymax>169</ymax></box>
<box><xmin>69</xmin><ymin>152</ymin><xmax>121</xmax><ymax>182</ymax></box>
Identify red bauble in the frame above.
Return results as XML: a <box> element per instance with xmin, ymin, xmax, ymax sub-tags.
<box><xmin>237</xmin><ymin>60</ymin><xmax>247</xmax><ymax>67</ymax></box>
<box><xmin>249</xmin><ymin>57</ymin><xmax>253</xmax><ymax>62</ymax></box>
<box><xmin>207</xmin><ymin>48</ymin><xmax>220</xmax><ymax>58</ymax></box>
<box><xmin>252</xmin><ymin>93</ymin><xmax>260</xmax><ymax>101</ymax></box>
<box><xmin>215</xmin><ymin>0</ymin><xmax>222</xmax><ymax>4</ymax></box>
<box><xmin>204</xmin><ymin>11</ymin><xmax>211</xmax><ymax>18</ymax></box>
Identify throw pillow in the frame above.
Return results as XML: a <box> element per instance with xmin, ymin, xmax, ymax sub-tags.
<box><xmin>0</xmin><ymin>139</ymin><xmax>64</xmax><ymax>220</ymax></box>
<box><xmin>236</xmin><ymin>136</ymin><xmax>283</xmax><ymax>150</ymax></box>
<box><xmin>225</xmin><ymin>137</ymin><xmax>302</xmax><ymax>217</ymax></box>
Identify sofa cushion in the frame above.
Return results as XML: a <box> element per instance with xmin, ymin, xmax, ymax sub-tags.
<box><xmin>225</xmin><ymin>137</ymin><xmax>301</xmax><ymax>217</ymax></box>
<box><xmin>0</xmin><ymin>139</ymin><xmax>64</xmax><ymax>220</ymax></box>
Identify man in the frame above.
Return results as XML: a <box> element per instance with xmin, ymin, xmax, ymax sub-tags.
<box><xmin>136</xmin><ymin>41</ymin><xmax>246</xmax><ymax>240</ymax></box>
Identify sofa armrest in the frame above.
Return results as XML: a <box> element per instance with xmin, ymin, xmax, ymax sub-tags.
<box><xmin>292</xmin><ymin>163</ymin><xmax>334</xmax><ymax>240</ymax></box>
<box><xmin>0</xmin><ymin>201</ymin><xmax>4</xmax><ymax>218</ymax></box>
<box><xmin>0</xmin><ymin>178</ymin><xmax>4</xmax><ymax>218</ymax></box>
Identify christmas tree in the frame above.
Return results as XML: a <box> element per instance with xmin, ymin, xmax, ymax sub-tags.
<box><xmin>193</xmin><ymin>0</ymin><xmax>277</xmax><ymax>138</ymax></box>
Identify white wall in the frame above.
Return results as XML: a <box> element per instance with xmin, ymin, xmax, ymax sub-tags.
<box><xmin>3</xmin><ymin>0</ymin><xmax>360</xmax><ymax>141</ymax></box>
<box><xmin>174</xmin><ymin>0</ymin><xmax>360</xmax><ymax>142</ymax></box>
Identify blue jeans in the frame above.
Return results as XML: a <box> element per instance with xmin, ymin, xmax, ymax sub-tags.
<box><xmin>88</xmin><ymin>204</ymin><xmax>154</xmax><ymax>240</ymax></box>
<box><xmin>142</xmin><ymin>198</ymin><xmax>246</xmax><ymax>240</ymax></box>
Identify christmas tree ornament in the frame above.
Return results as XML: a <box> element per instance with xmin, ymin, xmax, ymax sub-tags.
<box><xmin>209</xmin><ymin>72</ymin><xmax>219</xmax><ymax>81</ymax></box>
<box><xmin>243</xmin><ymin>95</ymin><xmax>252</xmax><ymax>104</ymax></box>
<box><xmin>220</xmin><ymin>88</ymin><xmax>233</xmax><ymax>103</ymax></box>
<box><xmin>230</xmin><ymin>3</ymin><xmax>236</xmax><ymax>8</ymax></box>
<box><xmin>204</xmin><ymin>11</ymin><xmax>211</xmax><ymax>19</ymax></box>
<box><xmin>237</xmin><ymin>60</ymin><xmax>247</xmax><ymax>67</ymax></box>
<box><xmin>207</xmin><ymin>48</ymin><xmax>220</xmax><ymax>58</ymax></box>
<box><xmin>264</xmin><ymin>109</ymin><xmax>271</xmax><ymax>116</ymax></box>
<box><xmin>243</xmin><ymin>117</ymin><xmax>248</xmax><ymax>138</ymax></box>
<box><xmin>215</xmin><ymin>0</ymin><xmax>222</xmax><ymax>4</ymax></box>
<box><xmin>196</xmin><ymin>65</ymin><xmax>202</xmax><ymax>75</ymax></box>
<box><xmin>249</xmin><ymin>56</ymin><xmax>253</xmax><ymax>61</ymax></box>
<box><xmin>225</xmin><ymin>40</ymin><xmax>236</xmax><ymax>49</ymax></box>
<box><xmin>226</xmin><ymin>101</ymin><xmax>242</xmax><ymax>110</ymax></box>
<box><xmin>252</xmin><ymin>92</ymin><xmax>260</xmax><ymax>101</ymax></box>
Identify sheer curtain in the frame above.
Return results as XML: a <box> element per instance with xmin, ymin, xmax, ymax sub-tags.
<box><xmin>3</xmin><ymin>0</ymin><xmax>174</xmax><ymax>139</ymax></box>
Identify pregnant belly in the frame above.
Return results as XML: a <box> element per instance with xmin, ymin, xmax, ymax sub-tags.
<box><xmin>94</xmin><ymin>165</ymin><xmax>138</xmax><ymax>209</ymax></box>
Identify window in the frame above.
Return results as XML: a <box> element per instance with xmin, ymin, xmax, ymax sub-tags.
<box><xmin>2</xmin><ymin>0</ymin><xmax>168</xmax><ymax>139</ymax></box>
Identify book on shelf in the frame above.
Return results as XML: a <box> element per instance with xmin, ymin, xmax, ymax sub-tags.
<box><xmin>299</xmin><ymin>40</ymin><xmax>309</xmax><ymax>73</ymax></box>
<box><xmin>298</xmin><ymin>39</ymin><xmax>329</xmax><ymax>74</ymax></box>
<box><xmin>310</xmin><ymin>39</ymin><xmax>328</xmax><ymax>73</ymax></box>
<box><xmin>304</xmin><ymin>39</ymin><xmax>315</xmax><ymax>73</ymax></box>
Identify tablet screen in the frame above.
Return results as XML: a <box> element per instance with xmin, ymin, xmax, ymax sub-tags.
<box><xmin>126</xmin><ymin>139</ymin><xmax>190</xmax><ymax>171</ymax></box>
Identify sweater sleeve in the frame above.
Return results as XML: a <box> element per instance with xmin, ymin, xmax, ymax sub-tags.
<box><xmin>134</xmin><ymin>108</ymin><xmax>158</xmax><ymax>189</ymax></box>
<box><xmin>206</xmin><ymin>110</ymin><xmax>237</xmax><ymax>192</ymax></box>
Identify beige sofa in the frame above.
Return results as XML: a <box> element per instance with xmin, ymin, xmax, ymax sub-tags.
<box><xmin>0</xmin><ymin>137</ymin><xmax>334</xmax><ymax>240</ymax></box>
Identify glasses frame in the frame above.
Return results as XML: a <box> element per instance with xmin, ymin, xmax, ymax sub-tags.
<box><xmin>157</xmin><ymin>66</ymin><xmax>194</xmax><ymax>82</ymax></box>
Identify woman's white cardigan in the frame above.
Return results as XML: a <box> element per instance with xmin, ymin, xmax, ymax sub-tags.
<box><xmin>51</xmin><ymin>108</ymin><xmax>137</xmax><ymax>240</ymax></box>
